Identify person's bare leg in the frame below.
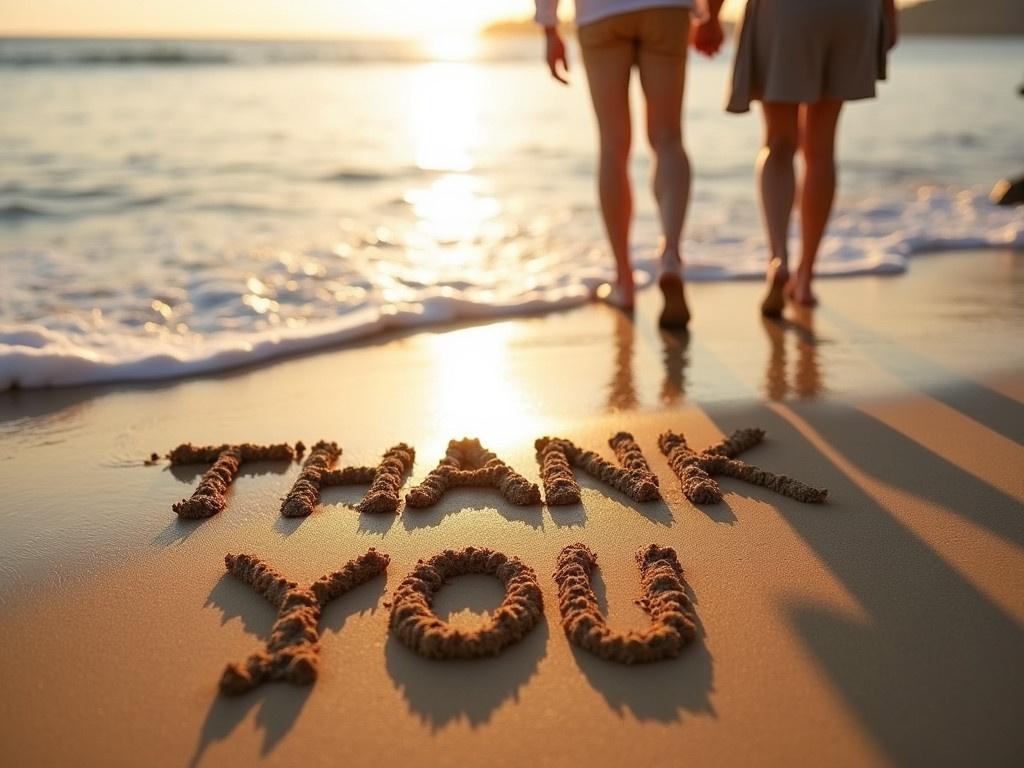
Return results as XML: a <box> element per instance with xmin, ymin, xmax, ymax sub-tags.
<box><xmin>793</xmin><ymin>99</ymin><xmax>843</xmax><ymax>306</ymax></box>
<box><xmin>757</xmin><ymin>102</ymin><xmax>799</xmax><ymax>317</ymax></box>
<box><xmin>582</xmin><ymin>42</ymin><xmax>636</xmax><ymax>308</ymax></box>
<box><xmin>638</xmin><ymin>45</ymin><xmax>691</xmax><ymax>327</ymax></box>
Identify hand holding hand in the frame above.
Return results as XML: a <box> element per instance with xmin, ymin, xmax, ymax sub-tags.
<box><xmin>691</xmin><ymin>17</ymin><xmax>724</xmax><ymax>57</ymax></box>
<box><xmin>545</xmin><ymin>28</ymin><xmax>569</xmax><ymax>84</ymax></box>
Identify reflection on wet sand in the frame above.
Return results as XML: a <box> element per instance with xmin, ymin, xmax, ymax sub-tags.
<box><xmin>605</xmin><ymin>306</ymin><xmax>824</xmax><ymax>411</ymax></box>
<box><xmin>659</xmin><ymin>328</ymin><xmax>689</xmax><ymax>406</ymax></box>
<box><xmin>607</xmin><ymin>311</ymin><xmax>691</xmax><ymax>411</ymax></box>
<box><xmin>607</xmin><ymin>312</ymin><xmax>638</xmax><ymax>411</ymax></box>
<box><xmin>761</xmin><ymin>311</ymin><xmax>823</xmax><ymax>401</ymax></box>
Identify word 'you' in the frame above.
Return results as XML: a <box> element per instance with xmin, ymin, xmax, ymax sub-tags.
<box><xmin>218</xmin><ymin>543</ymin><xmax>696</xmax><ymax>696</ymax></box>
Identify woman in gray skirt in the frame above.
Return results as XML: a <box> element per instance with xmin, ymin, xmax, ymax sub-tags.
<box><xmin>695</xmin><ymin>0</ymin><xmax>897</xmax><ymax>315</ymax></box>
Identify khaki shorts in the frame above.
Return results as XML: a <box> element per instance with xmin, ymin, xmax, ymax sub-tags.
<box><xmin>577</xmin><ymin>7</ymin><xmax>691</xmax><ymax>58</ymax></box>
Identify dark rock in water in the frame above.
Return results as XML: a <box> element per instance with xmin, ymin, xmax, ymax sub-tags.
<box><xmin>990</xmin><ymin>176</ymin><xmax>1024</xmax><ymax>206</ymax></box>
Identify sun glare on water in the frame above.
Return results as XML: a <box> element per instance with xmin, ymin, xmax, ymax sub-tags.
<box><xmin>427</xmin><ymin>323</ymin><xmax>543</xmax><ymax>450</ymax></box>
<box><xmin>408</xmin><ymin>61</ymin><xmax>481</xmax><ymax>172</ymax></box>
<box><xmin>420</xmin><ymin>33</ymin><xmax>482</xmax><ymax>63</ymax></box>
<box><xmin>375</xmin><ymin>3</ymin><xmax>542</xmax><ymax>448</ymax></box>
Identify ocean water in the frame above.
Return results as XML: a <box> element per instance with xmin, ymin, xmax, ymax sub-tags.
<box><xmin>1</xmin><ymin>35</ymin><xmax>1021</xmax><ymax>389</ymax></box>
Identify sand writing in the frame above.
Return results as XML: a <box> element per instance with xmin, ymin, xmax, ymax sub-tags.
<box><xmin>280</xmin><ymin>441</ymin><xmax>416</xmax><ymax>517</ymax></box>
<box><xmin>169</xmin><ymin>442</ymin><xmax>295</xmax><ymax>518</ymax></box>
<box><xmin>219</xmin><ymin>549</ymin><xmax>389</xmax><ymax>695</ymax></box>
<box><xmin>658</xmin><ymin>428</ymin><xmax>827</xmax><ymax>504</ymax></box>
<box><xmin>281</xmin><ymin>440</ymin><xmax>340</xmax><ymax>517</ymax></box>
<box><xmin>536</xmin><ymin>431</ymin><xmax>660</xmax><ymax>505</ymax></box>
<box><xmin>191</xmin><ymin>430</ymin><xmax>826</xmax><ymax>685</ymax></box>
<box><xmin>356</xmin><ymin>444</ymin><xmax>417</xmax><ymax>513</ymax></box>
<box><xmin>405</xmin><ymin>438</ymin><xmax>541</xmax><ymax>508</ymax></box>
<box><xmin>388</xmin><ymin>547</ymin><xmax>544</xmax><ymax>659</ymax></box>
<box><xmin>216</xmin><ymin>544</ymin><xmax>695</xmax><ymax>685</ymax></box>
<box><xmin>553</xmin><ymin>543</ymin><xmax>697</xmax><ymax>664</ymax></box>
<box><xmin>163</xmin><ymin>428</ymin><xmax>828</xmax><ymax>517</ymax></box>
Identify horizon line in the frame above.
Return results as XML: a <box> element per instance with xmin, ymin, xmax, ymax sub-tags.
<box><xmin>0</xmin><ymin>31</ymin><xmax>440</xmax><ymax>43</ymax></box>
<box><xmin>3</xmin><ymin>30</ymin><xmax>1020</xmax><ymax>43</ymax></box>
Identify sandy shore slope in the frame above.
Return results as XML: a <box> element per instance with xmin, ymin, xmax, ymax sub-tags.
<box><xmin>0</xmin><ymin>250</ymin><xmax>1022</xmax><ymax>767</ymax></box>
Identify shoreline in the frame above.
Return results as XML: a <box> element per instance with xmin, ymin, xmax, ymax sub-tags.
<box><xmin>3</xmin><ymin>246</ymin><xmax>1023</xmax><ymax>392</ymax></box>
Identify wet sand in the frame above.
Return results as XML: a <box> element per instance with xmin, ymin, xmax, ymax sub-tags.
<box><xmin>0</xmin><ymin>249</ymin><xmax>1022</xmax><ymax>767</ymax></box>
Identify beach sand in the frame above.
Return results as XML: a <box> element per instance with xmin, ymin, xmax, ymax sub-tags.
<box><xmin>1</xmin><ymin>249</ymin><xmax>1022</xmax><ymax>767</ymax></box>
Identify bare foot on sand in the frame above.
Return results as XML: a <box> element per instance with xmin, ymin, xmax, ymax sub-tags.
<box><xmin>596</xmin><ymin>280</ymin><xmax>635</xmax><ymax>312</ymax></box>
<box><xmin>658</xmin><ymin>251</ymin><xmax>690</xmax><ymax>329</ymax></box>
<box><xmin>761</xmin><ymin>258</ymin><xmax>788</xmax><ymax>318</ymax></box>
<box><xmin>785</xmin><ymin>274</ymin><xmax>818</xmax><ymax>307</ymax></box>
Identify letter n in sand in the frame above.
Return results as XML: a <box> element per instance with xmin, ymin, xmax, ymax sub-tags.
<box><xmin>535</xmin><ymin>432</ymin><xmax>660</xmax><ymax>505</ymax></box>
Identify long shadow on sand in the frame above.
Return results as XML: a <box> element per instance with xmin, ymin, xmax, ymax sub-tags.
<box><xmin>384</xmin><ymin>572</ymin><xmax>549</xmax><ymax>729</ymax></box>
<box><xmin>152</xmin><ymin>516</ymin><xmax>207</xmax><ymax>547</ymax></box>
<box><xmin>400</xmin><ymin>491</ymin><xmax>544</xmax><ymax>531</ymax></box>
<box><xmin>268</xmin><ymin>483</ymin><xmax>364</xmax><ymax>538</ymax></box>
<box><xmin>820</xmin><ymin>306</ymin><xmax>1024</xmax><ymax>443</ymax></box>
<box><xmin>568</xmin><ymin>560</ymin><xmax>714</xmax><ymax>722</ymax></box>
<box><xmin>790</xmin><ymin>400</ymin><xmax>1024</xmax><ymax>548</ymax></box>
<box><xmin>152</xmin><ymin>461</ymin><xmax>293</xmax><ymax>546</ymax></box>
<box><xmin>697</xmin><ymin>498</ymin><xmax>739</xmax><ymax>525</ymax></box>
<box><xmin>166</xmin><ymin>459</ymin><xmax>292</xmax><ymax>486</ymax></box>
<box><xmin>189</xmin><ymin>686</ymin><xmax>311</xmax><ymax>768</ymax></box>
<box><xmin>189</xmin><ymin>570</ymin><xmax>387</xmax><ymax>765</ymax></box>
<box><xmin>385</xmin><ymin>626</ymin><xmax>549</xmax><ymax>730</ymax></box>
<box><xmin>321</xmin><ymin>485</ymin><xmax>401</xmax><ymax>537</ymax></box>
<box><xmin>548</xmin><ymin>504</ymin><xmax>588</xmax><ymax>528</ymax></box>
<box><xmin>270</xmin><ymin>504</ymin><xmax>400</xmax><ymax>539</ymax></box>
<box><xmin>706</xmin><ymin>401</ymin><xmax>1024</xmax><ymax>766</ymax></box>
<box><xmin>576</xmin><ymin>474</ymin><xmax>675</xmax><ymax>526</ymax></box>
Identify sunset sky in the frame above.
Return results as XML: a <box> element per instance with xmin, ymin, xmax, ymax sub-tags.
<box><xmin>0</xmin><ymin>0</ymin><xmax>746</xmax><ymax>38</ymax></box>
<box><xmin>1</xmin><ymin>0</ymin><xmax>920</xmax><ymax>39</ymax></box>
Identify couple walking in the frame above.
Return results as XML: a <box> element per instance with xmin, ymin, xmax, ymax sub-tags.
<box><xmin>535</xmin><ymin>0</ymin><xmax>898</xmax><ymax>327</ymax></box>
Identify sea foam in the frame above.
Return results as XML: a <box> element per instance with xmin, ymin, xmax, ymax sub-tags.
<box><xmin>1</xmin><ymin>188</ymin><xmax>1020</xmax><ymax>390</ymax></box>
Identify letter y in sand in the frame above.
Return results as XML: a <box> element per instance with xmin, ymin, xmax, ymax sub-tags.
<box><xmin>218</xmin><ymin>549</ymin><xmax>389</xmax><ymax>695</ymax></box>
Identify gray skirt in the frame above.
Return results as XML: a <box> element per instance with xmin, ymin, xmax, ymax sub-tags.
<box><xmin>726</xmin><ymin>0</ymin><xmax>889</xmax><ymax>113</ymax></box>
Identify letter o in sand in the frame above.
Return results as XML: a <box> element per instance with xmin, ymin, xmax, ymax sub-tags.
<box><xmin>389</xmin><ymin>547</ymin><xmax>544</xmax><ymax>659</ymax></box>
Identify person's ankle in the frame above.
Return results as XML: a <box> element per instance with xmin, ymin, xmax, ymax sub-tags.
<box><xmin>597</xmin><ymin>281</ymin><xmax>635</xmax><ymax>310</ymax></box>
<box><xmin>660</xmin><ymin>248</ymin><xmax>683</xmax><ymax>277</ymax></box>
